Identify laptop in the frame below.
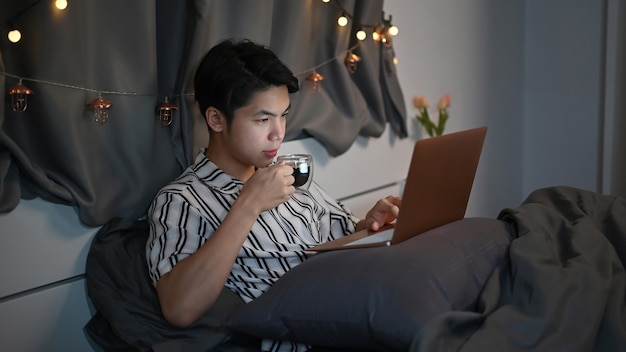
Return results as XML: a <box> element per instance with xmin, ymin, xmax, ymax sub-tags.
<box><xmin>307</xmin><ymin>126</ymin><xmax>487</xmax><ymax>252</ymax></box>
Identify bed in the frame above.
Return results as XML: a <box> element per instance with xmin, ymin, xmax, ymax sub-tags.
<box><xmin>84</xmin><ymin>186</ymin><xmax>626</xmax><ymax>351</ymax></box>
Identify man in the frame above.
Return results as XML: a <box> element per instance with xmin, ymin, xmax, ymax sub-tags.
<box><xmin>146</xmin><ymin>39</ymin><xmax>400</xmax><ymax>343</ymax></box>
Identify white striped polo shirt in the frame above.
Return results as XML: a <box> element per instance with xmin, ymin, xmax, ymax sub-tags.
<box><xmin>146</xmin><ymin>150</ymin><xmax>359</xmax><ymax>303</ymax></box>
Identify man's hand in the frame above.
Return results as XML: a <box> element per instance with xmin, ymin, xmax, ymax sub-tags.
<box><xmin>240</xmin><ymin>162</ymin><xmax>295</xmax><ymax>213</ymax></box>
<box><xmin>363</xmin><ymin>195</ymin><xmax>401</xmax><ymax>232</ymax></box>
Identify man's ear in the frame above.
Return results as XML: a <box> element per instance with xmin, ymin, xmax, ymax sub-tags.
<box><xmin>205</xmin><ymin>107</ymin><xmax>225</xmax><ymax>133</ymax></box>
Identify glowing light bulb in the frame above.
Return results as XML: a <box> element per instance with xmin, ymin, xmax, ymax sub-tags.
<box><xmin>8</xmin><ymin>29</ymin><xmax>21</xmax><ymax>43</ymax></box>
<box><xmin>388</xmin><ymin>25</ymin><xmax>399</xmax><ymax>36</ymax></box>
<box><xmin>337</xmin><ymin>15</ymin><xmax>348</xmax><ymax>27</ymax></box>
<box><xmin>322</xmin><ymin>0</ymin><xmax>330</xmax><ymax>2</ymax></box>
<box><xmin>372</xmin><ymin>31</ymin><xmax>380</xmax><ymax>41</ymax></box>
<box><xmin>55</xmin><ymin>0</ymin><xmax>68</xmax><ymax>10</ymax></box>
<box><xmin>356</xmin><ymin>30</ymin><xmax>366</xmax><ymax>41</ymax></box>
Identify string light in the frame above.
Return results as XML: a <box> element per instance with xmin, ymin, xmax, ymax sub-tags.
<box><xmin>8</xmin><ymin>29</ymin><xmax>21</xmax><ymax>43</ymax></box>
<box><xmin>323</xmin><ymin>0</ymin><xmax>400</xmax><ymax>45</ymax></box>
<box><xmin>337</xmin><ymin>13</ymin><xmax>348</xmax><ymax>27</ymax></box>
<box><xmin>2</xmin><ymin>0</ymin><xmax>399</xmax><ymax>121</ymax></box>
<box><xmin>388</xmin><ymin>24</ymin><xmax>399</xmax><ymax>36</ymax></box>
<box><xmin>3</xmin><ymin>1</ymin><xmax>45</xmax><ymax>44</ymax></box>
<box><xmin>87</xmin><ymin>95</ymin><xmax>113</xmax><ymax>125</ymax></box>
<box><xmin>355</xmin><ymin>29</ymin><xmax>367</xmax><ymax>41</ymax></box>
<box><xmin>155</xmin><ymin>96</ymin><xmax>177</xmax><ymax>126</ymax></box>
<box><xmin>55</xmin><ymin>0</ymin><xmax>68</xmax><ymax>10</ymax></box>
<box><xmin>8</xmin><ymin>79</ymin><xmax>33</xmax><ymax>112</ymax></box>
<box><xmin>375</xmin><ymin>13</ymin><xmax>400</xmax><ymax>47</ymax></box>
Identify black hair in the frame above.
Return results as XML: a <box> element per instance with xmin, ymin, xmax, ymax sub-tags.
<box><xmin>194</xmin><ymin>39</ymin><xmax>300</xmax><ymax>128</ymax></box>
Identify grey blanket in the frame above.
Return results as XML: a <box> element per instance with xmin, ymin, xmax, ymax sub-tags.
<box><xmin>410</xmin><ymin>186</ymin><xmax>626</xmax><ymax>352</ymax></box>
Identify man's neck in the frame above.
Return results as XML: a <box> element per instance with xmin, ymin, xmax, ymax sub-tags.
<box><xmin>204</xmin><ymin>146</ymin><xmax>255</xmax><ymax>182</ymax></box>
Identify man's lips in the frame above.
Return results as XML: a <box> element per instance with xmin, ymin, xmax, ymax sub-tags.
<box><xmin>264</xmin><ymin>149</ymin><xmax>278</xmax><ymax>158</ymax></box>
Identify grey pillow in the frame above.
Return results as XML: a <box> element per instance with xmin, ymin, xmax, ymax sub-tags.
<box><xmin>85</xmin><ymin>217</ymin><xmax>253</xmax><ymax>351</ymax></box>
<box><xmin>226</xmin><ymin>217</ymin><xmax>512</xmax><ymax>351</ymax></box>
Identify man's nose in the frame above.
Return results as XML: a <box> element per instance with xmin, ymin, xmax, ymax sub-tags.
<box><xmin>270</xmin><ymin>119</ymin><xmax>285</xmax><ymax>141</ymax></box>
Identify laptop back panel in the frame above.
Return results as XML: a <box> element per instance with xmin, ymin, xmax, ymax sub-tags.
<box><xmin>306</xmin><ymin>126</ymin><xmax>487</xmax><ymax>251</ymax></box>
<box><xmin>391</xmin><ymin>126</ymin><xmax>487</xmax><ymax>244</ymax></box>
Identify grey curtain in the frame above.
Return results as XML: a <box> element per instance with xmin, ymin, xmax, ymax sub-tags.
<box><xmin>0</xmin><ymin>0</ymin><xmax>406</xmax><ymax>226</ymax></box>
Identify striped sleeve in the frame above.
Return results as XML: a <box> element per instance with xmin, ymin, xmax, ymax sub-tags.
<box><xmin>146</xmin><ymin>188</ymin><xmax>212</xmax><ymax>286</ymax></box>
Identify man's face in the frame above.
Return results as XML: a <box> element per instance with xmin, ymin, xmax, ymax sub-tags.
<box><xmin>223</xmin><ymin>85</ymin><xmax>291</xmax><ymax>171</ymax></box>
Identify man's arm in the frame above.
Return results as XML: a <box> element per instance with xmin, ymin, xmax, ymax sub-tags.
<box><xmin>154</xmin><ymin>164</ymin><xmax>295</xmax><ymax>327</ymax></box>
<box><xmin>155</xmin><ymin>199</ymin><xmax>258</xmax><ymax>327</ymax></box>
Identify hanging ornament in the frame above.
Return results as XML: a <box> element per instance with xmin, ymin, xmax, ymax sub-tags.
<box><xmin>8</xmin><ymin>79</ymin><xmax>34</xmax><ymax>112</ymax></box>
<box><xmin>87</xmin><ymin>95</ymin><xmax>113</xmax><ymax>125</ymax></box>
<box><xmin>155</xmin><ymin>96</ymin><xmax>177</xmax><ymax>126</ymax></box>
<box><xmin>305</xmin><ymin>72</ymin><xmax>324</xmax><ymax>93</ymax></box>
<box><xmin>344</xmin><ymin>52</ymin><xmax>361</xmax><ymax>74</ymax></box>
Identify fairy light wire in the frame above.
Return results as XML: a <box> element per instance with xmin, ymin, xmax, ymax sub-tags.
<box><xmin>1</xmin><ymin>70</ymin><xmax>150</xmax><ymax>96</ymax></box>
<box><xmin>1</xmin><ymin>42</ymin><xmax>363</xmax><ymax>98</ymax></box>
<box><xmin>293</xmin><ymin>43</ymin><xmax>360</xmax><ymax>77</ymax></box>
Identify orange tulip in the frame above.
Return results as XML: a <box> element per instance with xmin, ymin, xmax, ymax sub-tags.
<box><xmin>437</xmin><ymin>93</ymin><xmax>451</xmax><ymax>110</ymax></box>
<box><xmin>414</xmin><ymin>93</ymin><xmax>451</xmax><ymax>137</ymax></box>
<box><xmin>412</xmin><ymin>95</ymin><xmax>429</xmax><ymax>109</ymax></box>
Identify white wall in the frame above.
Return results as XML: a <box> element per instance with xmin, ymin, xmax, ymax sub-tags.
<box><xmin>385</xmin><ymin>0</ymin><xmax>526</xmax><ymax>216</ymax></box>
<box><xmin>0</xmin><ymin>1</ymin><xmax>616</xmax><ymax>350</ymax></box>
